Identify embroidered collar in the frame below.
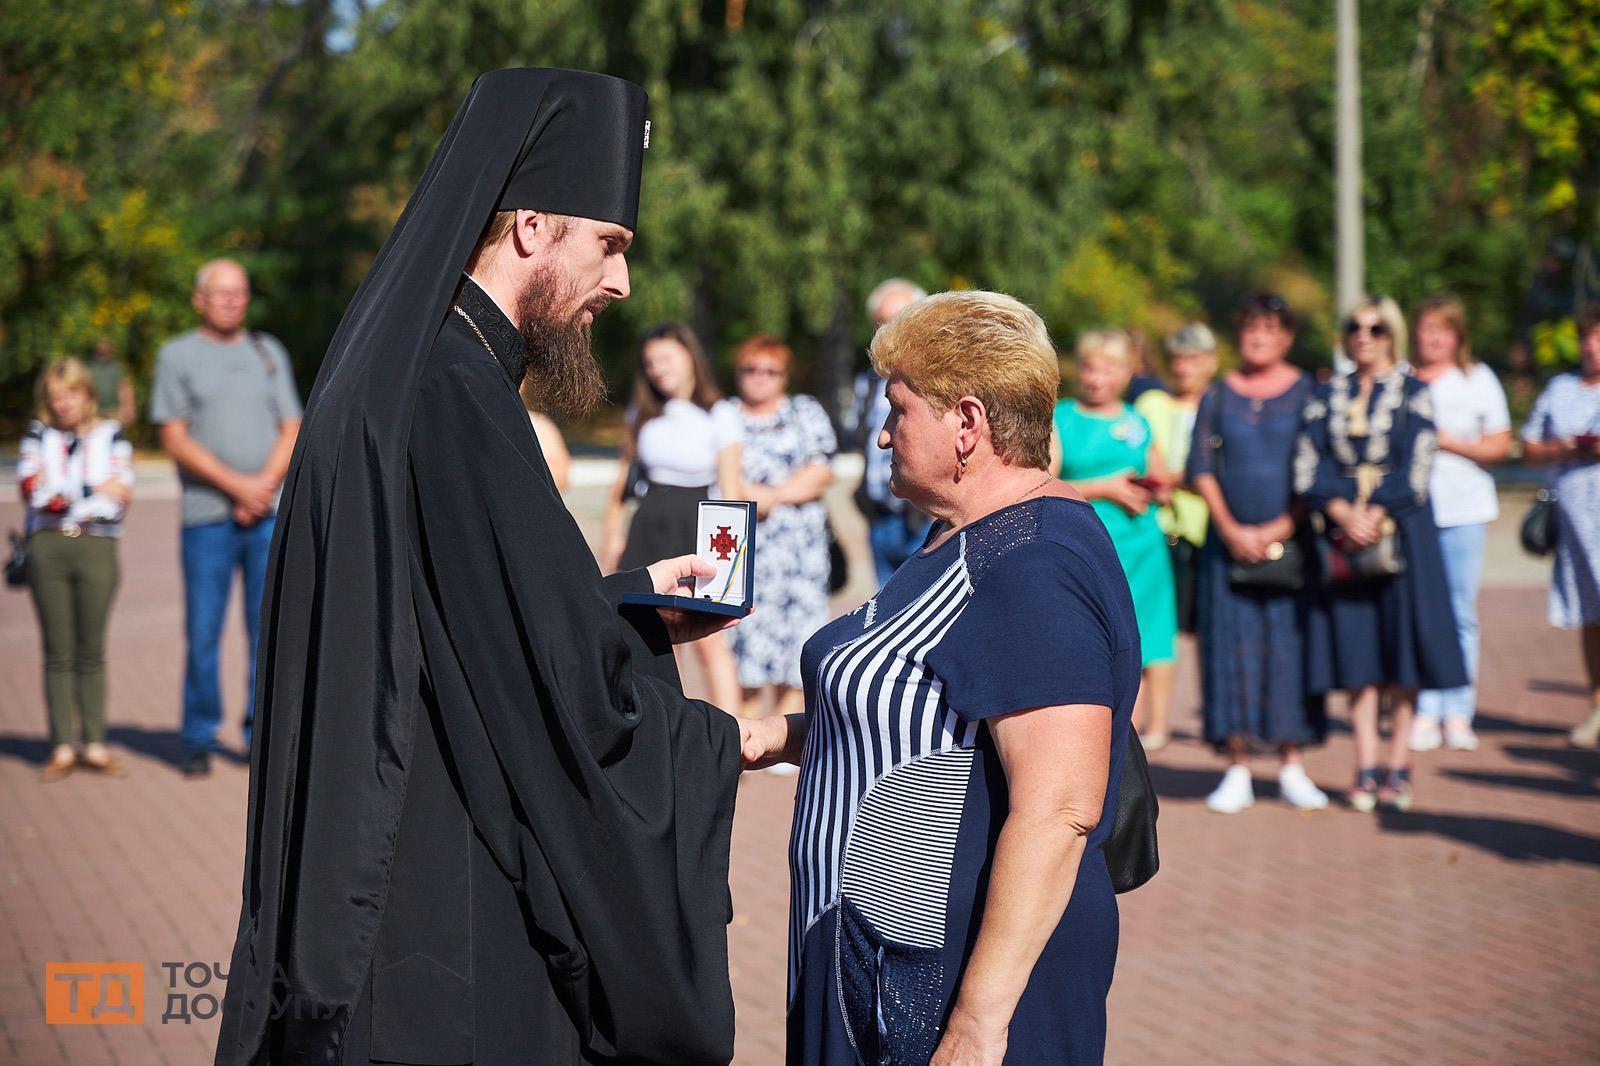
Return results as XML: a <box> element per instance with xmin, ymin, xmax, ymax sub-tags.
<box><xmin>1328</xmin><ymin>367</ymin><xmax>1407</xmax><ymax>467</ymax></box>
<box><xmin>454</xmin><ymin>275</ymin><xmax>528</xmax><ymax>386</ymax></box>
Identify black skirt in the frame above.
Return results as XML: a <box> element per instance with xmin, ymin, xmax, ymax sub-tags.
<box><xmin>620</xmin><ymin>482</ymin><xmax>710</xmax><ymax>571</ymax></box>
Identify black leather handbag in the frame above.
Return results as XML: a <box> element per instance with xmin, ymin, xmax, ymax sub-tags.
<box><xmin>4</xmin><ymin>530</ymin><xmax>28</xmax><ymax>589</ymax></box>
<box><xmin>1227</xmin><ymin>535</ymin><xmax>1308</xmax><ymax>592</ymax></box>
<box><xmin>1104</xmin><ymin>729</ymin><xmax>1159</xmax><ymax>894</ymax></box>
<box><xmin>1520</xmin><ymin>487</ymin><xmax>1558</xmax><ymax>556</ymax></box>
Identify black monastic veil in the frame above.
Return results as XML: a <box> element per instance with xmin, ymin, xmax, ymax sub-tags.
<box><xmin>215</xmin><ymin>69</ymin><xmax>741</xmax><ymax>1066</ymax></box>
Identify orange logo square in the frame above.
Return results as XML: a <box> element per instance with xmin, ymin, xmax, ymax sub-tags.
<box><xmin>44</xmin><ymin>962</ymin><xmax>144</xmax><ymax>1024</ymax></box>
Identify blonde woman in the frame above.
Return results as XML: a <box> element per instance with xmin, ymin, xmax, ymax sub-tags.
<box><xmin>1411</xmin><ymin>296</ymin><xmax>1511</xmax><ymax>753</ymax></box>
<box><xmin>18</xmin><ymin>359</ymin><xmax>134</xmax><ymax>779</ymax></box>
<box><xmin>1297</xmin><ymin>296</ymin><xmax>1466</xmax><ymax>811</ymax></box>
<box><xmin>744</xmin><ymin>291</ymin><xmax>1133</xmax><ymax>1065</ymax></box>
<box><xmin>1054</xmin><ymin>330</ymin><xmax>1179</xmax><ymax>749</ymax></box>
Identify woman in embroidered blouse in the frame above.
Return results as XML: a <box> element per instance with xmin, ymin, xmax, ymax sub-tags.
<box><xmin>1295</xmin><ymin>296</ymin><xmax>1466</xmax><ymax>812</ymax></box>
<box><xmin>743</xmin><ymin>291</ymin><xmax>1136</xmax><ymax>1066</ymax></box>
<box><xmin>18</xmin><ymin>359</ymin><xmax>135</xmax><ymax>780</ymax></box>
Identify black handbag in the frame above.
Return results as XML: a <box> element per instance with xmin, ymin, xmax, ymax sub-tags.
<box><xmin>1227</xmin><ymin>535</ymin><xmax>1308</xmax><ymax>591</ymax></box>
<box><xmin>1315</xmin><ymin>513</ymin><xmax>1405</xmax><ymax>584</ymax></box>
<box><xmin>1520</xmin><ymin>487</ymin><xmax>1558</xmax><ymax>556</ymax></box>
<box><xmin>5</xmin><ymin>530</ymin><xmax>27</xmax><ymax>589</ymax></box>
<box><xmin>1104</xmin><ymin>729</ymin><xmax>1159</xmax><ymax>894</ymax></box>
<box><xmin>824</xmin><ymin>516</ymin><xmax>849</xmax><ymax>594</ymax></box>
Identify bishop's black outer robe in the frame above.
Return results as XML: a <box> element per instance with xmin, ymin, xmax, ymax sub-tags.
<box><xmin>215</xmin><ymin>70</ymin><xmax>741</xmax><ymax>1066</ymax></box>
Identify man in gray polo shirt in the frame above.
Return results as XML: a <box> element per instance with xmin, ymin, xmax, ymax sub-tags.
<box><xmin>150</xmin><ymin>258</ymin><xmax>301</xmax><ymax>776</ymax></box>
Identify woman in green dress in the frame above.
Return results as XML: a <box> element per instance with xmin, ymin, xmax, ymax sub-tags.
<box><xmin>1054</xmin><ymin>329</ymin><xmax>1180</xmax><ymax>746</ymax></box>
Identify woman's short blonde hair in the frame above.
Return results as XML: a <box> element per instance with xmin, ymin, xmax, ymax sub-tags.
<box><xmin>1076</xmin><ymin>328</ymin><xmax>1134</xmax><ymax>368</ymax></box>
<box><xmin>1345</xmin><ymin>294</ymin><xmax>1409</xmax><ymax>364</ymax></box>
<box><xmin>869</xmin><ymin>290</ymin><xmax>1058</xmax><ymax>469</ymax></box>
<box><xmin>35</xmin><ymin>357</ymin><xmax>97</xmax><ymax>426</ymax></box>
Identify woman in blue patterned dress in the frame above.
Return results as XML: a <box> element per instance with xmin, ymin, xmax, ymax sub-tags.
<box><xmin>743</xmin><ymin>291</ymin><xmax>1137</xmax><ymax>1065</ymax></box>
<box><xmin>1187</xmin><ymin>294</ymin><xmax>1329</xmax><ymax>814</ymax></box>
<box><xmin>1521</xmin><ymin>307</ymin><xmax>1600</xmax><ymax>749</ymax></box>
<box><xmin>1296</xmin><ymin>296</ymin><xmax>1466</xmax><ymax>811</ymax></box>
<box><xmin>716</xmin><ymin>334</ymin><xmax>837</xmax><ymax>718</ymax></box>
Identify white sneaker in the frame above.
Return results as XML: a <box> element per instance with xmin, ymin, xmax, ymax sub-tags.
<box><xmin>1443</xmin><ymin>719</ymin><xmax>1479</xmax><ymax>751</ymax></box>
<box><xmin>1278</xmin><ymin>764</ymin><xmax>1329</xmax><ymax>810</ymax></box>
<box><xmin>1409</xmin><ymin>717</ymin><xmax>1443</xmax><ymax>752</ymax></box>
<box><xmin>763</xmin><ymin>762</ymin><xmax>799</xmax><ymax>777</ymax></box>
<box><xmin>1205</xmin><ymin>765</ymin><xmax>1254</xmax><ymax>814</ymax></box>
<box><xmin>1571</xmin><ymin>709</ymin><xmax>1600</xmax><ymax>750</ymax></box>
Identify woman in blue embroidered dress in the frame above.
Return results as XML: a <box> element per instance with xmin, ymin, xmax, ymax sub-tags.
<box><xmin>1295</xmin><ymin>296</ymin><xmax>1466</xmax><ymax>812</ymax></box>
<box><xmin>742</xmin><ymin>291</ymin><xmax>1137</xmax><ymax>1065</ymax></box>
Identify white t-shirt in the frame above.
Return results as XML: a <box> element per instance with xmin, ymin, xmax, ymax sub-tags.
<box><xmin>1427</xmin><ymin>364</ymin><xmax>1510</xmax><ymax>528</ymax></box>
<box><xmin>635</xmin><ymin>398</ymin><xmax>743</xmax><ymax>487</ymax></box>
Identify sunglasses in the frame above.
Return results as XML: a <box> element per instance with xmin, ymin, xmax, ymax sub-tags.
<box><xmin>1344</xmin><ymin>321</ymin><xmax>1390</xmax><ymax>338</ymax></box>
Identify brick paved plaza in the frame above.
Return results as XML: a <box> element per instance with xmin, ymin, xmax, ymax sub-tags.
<box><xmin>1</xmin><ymin>471</ymin><xmax>1596</xmax><ymax>1064</ymax></box>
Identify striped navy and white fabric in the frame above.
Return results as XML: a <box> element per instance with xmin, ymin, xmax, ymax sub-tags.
<box><xmin>787</xmin><ymin>540</ymin><xmax>982</xmax><ymax>999</ymax></box>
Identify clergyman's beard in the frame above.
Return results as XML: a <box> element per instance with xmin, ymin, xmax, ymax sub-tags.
<box><xmin>516</xmin><ymin>264</ymin><xmax>609</xmax><ymax>422</ymax></box>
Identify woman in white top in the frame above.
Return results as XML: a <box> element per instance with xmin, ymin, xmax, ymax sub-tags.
<box><xmin>602</xmin><ymin>324</ymin><xmax>743</xmax><ymax>712</ymax></box>
<box><xmin>1410</xmin><ymin>295</ymin><xmax>1511</xmax><ymax>753</ymax></box>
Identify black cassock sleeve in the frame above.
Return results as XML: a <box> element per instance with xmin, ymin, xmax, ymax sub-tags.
<box><xmin>407</xmin><ymin>356</ymin><xmax>741</xmax><ymax>1064</ymax></box>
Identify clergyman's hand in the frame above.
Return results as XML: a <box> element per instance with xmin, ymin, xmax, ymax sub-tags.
<box><xmin>644</xmin><ymin>554</ymin><xmax>744</xmax><ymax>645</ymax></box>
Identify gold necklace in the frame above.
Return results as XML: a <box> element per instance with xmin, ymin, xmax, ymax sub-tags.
<box><xmin>452</xmin><ymin>305</ymin><xmax>496</xmax><ymax>357</ymax></box>
<box><xmin>1001</xmin><ymin>474</ymin><xmax>1055</xmax><ymax>512</ymax></box>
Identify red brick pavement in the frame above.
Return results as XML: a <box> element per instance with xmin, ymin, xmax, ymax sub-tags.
<box><xmin>1</xmin><ymin>493</ymin><xmax>1597</xmax><ymax>1065</ymax></box>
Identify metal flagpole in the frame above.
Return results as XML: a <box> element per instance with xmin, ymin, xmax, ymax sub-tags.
<box><xmin>1336</xmin><ymin>0</ymin><xmax>1364</xmax><ymax>318</ymax></box>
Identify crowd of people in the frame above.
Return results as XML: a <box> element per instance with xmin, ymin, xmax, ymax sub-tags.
<box><xmin>16</xmin><ymin>272</ymin><xmax>1600</xmax><ymax>786</ymax></box>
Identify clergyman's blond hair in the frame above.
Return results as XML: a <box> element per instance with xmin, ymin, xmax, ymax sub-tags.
<box><xmin>869</xmin><ymin>290</ymin><xmax>1059</xmax><ymax>470</ymax></box>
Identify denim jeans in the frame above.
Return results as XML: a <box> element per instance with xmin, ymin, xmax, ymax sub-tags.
<box><xmin>1418</xmin><ymin>522</ymin><xmax>1486</xmax><ymax>722</ymax></box>
<box><xmin>180</xmin><ymin>516</ymin><xmax>275</xmax><ymax>754</ymax></box>
<box><xmin>868</xmin><ymin>512</ymin><xmax>924</xmax><ymax>588</ymax></box>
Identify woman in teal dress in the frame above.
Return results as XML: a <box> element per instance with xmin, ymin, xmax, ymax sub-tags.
<box><xmin>1054</xmin><ymin>329</ymin><xmax>1180</xmax><ymax>740</ymax></box>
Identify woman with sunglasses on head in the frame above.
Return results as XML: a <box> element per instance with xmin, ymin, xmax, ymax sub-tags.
<box><xmin>1295</xmin><ymin>296</ymin><xmax>1467</xmax><ymax>812</ymax></box>
<box><xmin>716</xmin><ymin>334</ymin><xmax>837</xmax><ymax>722</ymax></box>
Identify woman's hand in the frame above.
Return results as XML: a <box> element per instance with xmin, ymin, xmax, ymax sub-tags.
<box><xmin>930</xmin><ymin>1005</ymin><xmax>1008</xmax><ymax>1065</ymax></box>
<box><xmin>1335</xmin><ymin>504</ymin><xmax>1383</xmax><ymax>549</ymax></box>
<box><xmin>737</xmin><ymin>715</ymin><xmax>791</xmax><ymax>770</ymax></box>
<box><xmin>1104</xmin><ymin>475</ymin><xmax>1153</xmax><ymax>516</ymax></box>
<box><xmin>94</xmin><ymin>479</ymin><xmax>133</xmax><ymax>508</ymax></box>
<box><xmin>600</xmin><ymin>535</ymin><xmax>626</xmax><ymax>574</ymax></box>
<box><xmin>746</xmin><ymin>483</ymin><xmax>780</xmax><ymax>519</ymax></box>
<box><xmin>644</xmin><ymin>554</ymin><xmax>742</xmax><ymax>644</ymax></box>
<box><xmin>1221</xmin><ymin>520</ymin><xmax>1267</xmax><ymax>565</ymax></box>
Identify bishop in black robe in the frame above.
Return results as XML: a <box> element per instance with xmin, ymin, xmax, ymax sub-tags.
<box><xmin>215</xmin><ymin>69</ymin><xmax>743</xmax><ymax>1066</ymax></box>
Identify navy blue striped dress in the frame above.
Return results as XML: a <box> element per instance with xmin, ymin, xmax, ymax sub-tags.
<box><xmin>786</xmin><ymin>497</ymin><xmax>1139</xmax><ymax>1065</ymax></box>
